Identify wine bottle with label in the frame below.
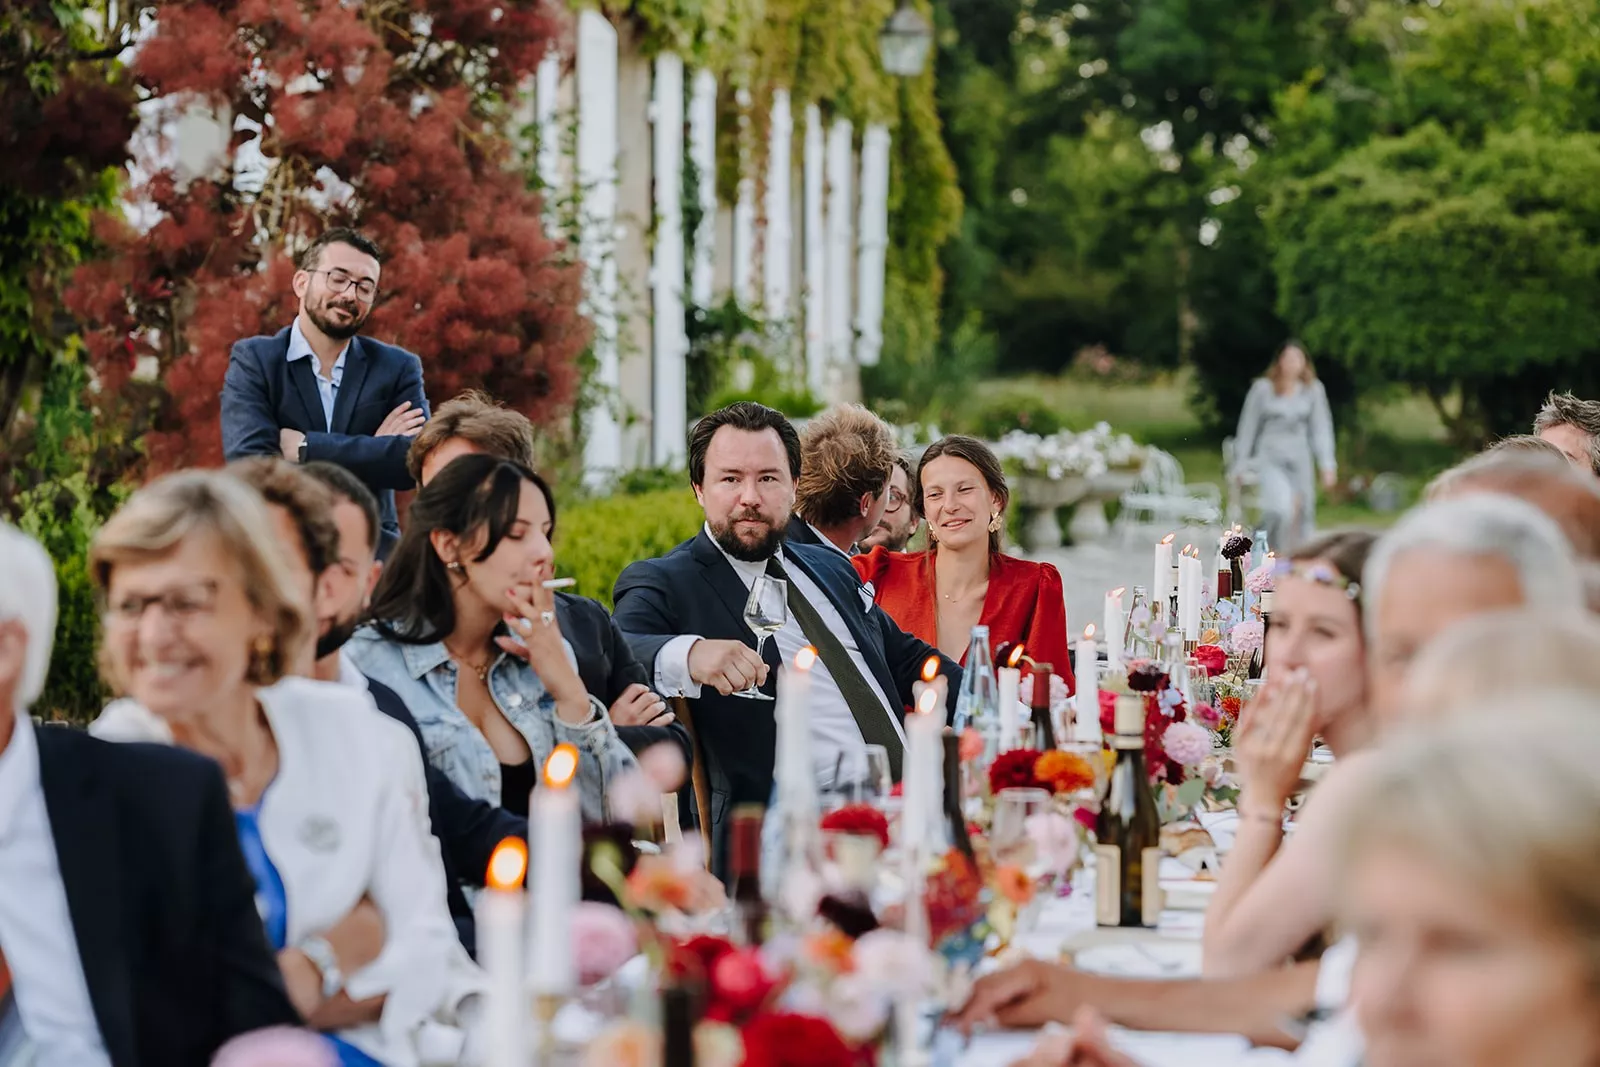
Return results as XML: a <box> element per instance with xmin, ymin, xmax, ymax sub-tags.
<box><xmin>728</xmin><ymin>804</ymin><xmax>768</xmax><ymax>946</ymax></box>
<box><xmin>1094</xmin><ymin>694</ymin><xmax>1163</xmax><ymax>927</ymax></box>
<box><xmin>1028</xmin><ymin>664</ymin><xmax>1058</xmax><ymax>751</ymax></box>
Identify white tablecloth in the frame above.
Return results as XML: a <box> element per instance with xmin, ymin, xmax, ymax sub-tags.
<box><xmin>956</xmin><ymin>811</ymin><xmax>1291</xmax><ymax>1067</ymax></box>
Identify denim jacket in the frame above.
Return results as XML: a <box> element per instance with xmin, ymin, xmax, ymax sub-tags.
<box><xmin>346</xmin><ymin>627</ymin><xmax>637</xmax><ymax>825</ymax></box>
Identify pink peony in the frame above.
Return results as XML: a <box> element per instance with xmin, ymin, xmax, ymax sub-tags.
<box><xmin>1245</xmin><ymin>562</ymin><xmax>1275</xmax><ymax>594</ymax></box>
<box><xmin>1024</xmin><ymin>810</ymin><xmax>1082</xmax><ymax>875</ymax></box>
<box><xmin>1228</xmin><ymin>619</ymin><xmax>1264</xmax><ymax>656</ymax></box>
<box><xmin>1194</xmin><ymin>702</ymin><xmax>1222</xmax><ymax>729</ymax></box>
<box><xmin>1161</xmin><ymin>721</ymin><xmax>1214</xmax><ymax>767</ymax></box>
<box><xmin>573</xmin><ymin>902</ymin><xmax>639</xmax><ymax>986</ymax></box>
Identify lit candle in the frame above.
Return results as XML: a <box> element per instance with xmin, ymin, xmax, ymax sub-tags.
<box><xmin>1153</xmin><ymin>534</ymin><xmax>1175</xmax><ymax>608</ymax></box>
<box><xmin>529</xmin><ymin>744</ymin><xmax>581</xmax><ymax>996</ymax></box>
<box><xmin>1074</xmin><ymin>625</ymin><xmax>1101</xmax><ymax>744</ymax></box>
<box><xmin>910</xmin><ymin>655</ymin><xmax>945</xmax><ymax>715</ymax></box>
<box><xmin>778</xmin><ymin>647</ymin><xmax>819</xmax><ymax>806</ymax></box>
<box><xmin>479</xmin><ymin>838</ymin><xmax>527</xmax><ymax>1067</ymax></box>
<box><xmin>1103</xmin><ymin>588</ymin><xmax>1126</xmax><ymax>671</ymax></box>
<box><xmin>1181</xmin><ymin>547</ymin><xmax>1202</xmax><ymax>638</ymax></box>
<box><xmin>997</xmin><ymin>644</ymin><xmax>1024</xmax><ymax>750</ymax></box>
<box><xmin>896</xmin><ymin>688</ymin><xmax>941</xmax><ymax>1064</ymax></box>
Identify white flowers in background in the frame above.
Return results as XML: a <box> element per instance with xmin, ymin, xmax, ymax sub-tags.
<box><xmin>992</xmin><ymin>423</ymin><xmax>1146</xmax><ymax>480</ymax></box>
<box><xmin>895</xmin><ymin>421</ymin><xmax>942</xmax><ymax>449</ymax></box>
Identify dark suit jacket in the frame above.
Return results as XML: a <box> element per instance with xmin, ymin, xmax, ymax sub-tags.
<box><xmin>612</xmin><ymin>530</ymin><xmax>962</xmax><ymax>875</ymax></box>
<box><xmin>556</xmin><ymin>592</ymin><xmax>693</xmax><ymax>766</ymax></box>
<box><xmin>34</xmin><ymin>725</ymin><xmax>300</xmax><ymax>1067</ymax></box>
<box><xmin>785</xmin><ymin>515</ymin><xmax>824</xmax><ymax>547</ymax></box>
<box><xmin>363</xmin><ymin>677</ymin><xmax>526</xmax><ymax>959</ymax></box>
<box><xmin>221</xmin><ymin>325</ymin><xmax>428</xmax><ymax>550</ymax></box>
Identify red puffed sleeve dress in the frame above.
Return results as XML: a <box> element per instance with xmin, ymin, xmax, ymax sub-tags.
<box><xmin>853</xmin><ymin>547</ymin><xmax>1075</xmax><ymax>695</ymax></box>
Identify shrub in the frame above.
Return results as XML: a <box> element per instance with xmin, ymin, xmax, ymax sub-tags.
<box><xmin>554</xmin><ymin>488</ymin><xmax>705</xmax><ymax>609</ymax></box>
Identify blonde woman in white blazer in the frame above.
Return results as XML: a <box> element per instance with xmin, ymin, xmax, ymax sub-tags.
<box><xmin>89</xmin><ymin>468</ymin><xmax>484</xmax><ymax>1067</ymax></box>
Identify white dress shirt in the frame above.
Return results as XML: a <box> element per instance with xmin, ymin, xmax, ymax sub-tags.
<box><xmin>0</xmin><ymin>714</ymin><xmax>114</xmax><ymax>1067</ymax></box>
<box><xmin>286</xmin><ymin>319</ymin><xmax>348</xmax><ymax>429</ymax></box>
<box><xmin>654</xmin><ymin>527</ymin><xmax>905</xmax><ymax>790</ymax></box>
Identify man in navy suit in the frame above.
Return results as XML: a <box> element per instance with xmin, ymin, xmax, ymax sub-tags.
<box><xmin>221</xmin><ymin>227</ymin><xmax>429</xmax><ymax>555</ymax></box>
<box><xmin>613</xmin><ymin>402</ymin><xmax>961</xmax><ymax>877</ymax></box>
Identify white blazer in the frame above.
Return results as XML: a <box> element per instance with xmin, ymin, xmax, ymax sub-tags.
<box><xmin>93</xmin><ymin>677</ymin><xmax>485</xmax><ymax>1066</ymax></box>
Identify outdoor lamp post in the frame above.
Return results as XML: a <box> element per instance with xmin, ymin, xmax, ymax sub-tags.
<box><xmin>879</xmin><ymin>0</ymin><xmax>934</xmax><ymax>77</ymax></box>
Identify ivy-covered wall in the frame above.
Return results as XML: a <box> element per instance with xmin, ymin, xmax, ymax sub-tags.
<box><xmin>602</xmin><ymin>0</ymin><xmax>962</xmax><ymax>375</ymax></box>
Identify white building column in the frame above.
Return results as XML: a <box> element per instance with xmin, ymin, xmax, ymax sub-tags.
<box><xmin>732</xmin><ymin>89</ymin><xmax>756</xmax><ymax>304</ymax></box>
<box><xmin>534</xmin><ymin>52</ymin><xmax>563</xmax><ymax>196</ymax></box>
<box><xmin>802</xmin><ymin>104</ymin><xmax>826</xmax><ymax>399</ymax></box>
<box><xmin>854</xmin><ymin>123</ymin><xmax>891</xmax><ymax>367</ymax></box>
<box><xmin>577</xmin><ymin>10</ymin><xmax>622</xmax><ymax>485</ymax></box>
<box><xmin>651</xmin><ymin>53</ymin><xmax>688</xmax><ymax>467</ymax></box>
<box><xmin>824</xmin><ymin>117</ymin><xmax>855</xmax><ymax>402</ymax></box>
<box><xmin>763</xmin><ymin>89</ymin><xmax>794</xmax><ymax>320</ymax></box>
<box><xmin>687</xmin><ymin>68</ymin><xmax>718</xmax><ymax>309</ymax></box>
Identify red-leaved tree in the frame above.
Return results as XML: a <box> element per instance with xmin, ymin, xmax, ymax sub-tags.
<box><xmin>69</xmin><ymin>0</ymin><xmax>591</xmax><ymax>474</ymax></box>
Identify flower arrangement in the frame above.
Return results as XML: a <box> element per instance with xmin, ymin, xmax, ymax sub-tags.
<box><xmin>992</xmin><ymin>423</ymin><xmax>1146</xmax><ymax>480</ymax></box>
<box><xmin>1192</xmin><ymin>644</ymin><xmax>1227</xmax><ymax>677</ymax></box>
<box><xmin>1245</xmin><ymin>562</ymin><xmax>1275</xmax><ymax>595</ymax></box>
<box><xmin>1034</xmin><ymin>750</ymin><xmax>1096</xmax><ymax>795</ymax></box>
<box><xmin>819</xmin><ymin>804</ymin><xmax>891</xmax><ymax>850</ymax></box>
<box><xmin>987</xmin><ymin>748</ymin><xmax>1046</xmax><ymax>793</ymax></box>
<box><xmin>1018</xmin><ymin>671</ymin><xmax>1071</xmax><ymax>717</ymax></box>
<box><xmin>1228</xmin><ymin>619</ymin><xmax>1264</xmax><ymax>657</ymax></box>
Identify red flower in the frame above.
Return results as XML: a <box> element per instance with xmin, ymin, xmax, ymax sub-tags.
<box><xmin>819</xmin><ymin>804</ymin><xmax>891</xmax><ymax>850</ymax></box>
<box><xmin>1193</xmin><ymin>644</ymin><xmax>1227</xmax><ymax>677</ymax></box>
<box><xmin>925</xmin><ymin>849</ymin><xmax>986</xmax><ymax>944</ymax></box>
<box><xmin>988</xmin><ymin>748</ymin><xmax>1046</xmax><ymax>793</ymax></box>
<box><xmin>1220</xmin><ymin>695</ymin><xmax>1243</xmax><ymax>719</ymax></box>
<box><xmin>668</xmin><ymin>934</ymin><xmax>735</xmax><ymax>985</ymax></box>
<box><xmin>1072</xmin><ymin>805</ymin><xmax>1098</xmax><ymax>832</ymax></box>
<box><xmin>739</xmin><ymin>1013</ymin><xmax>872</xmax><ymax>1067</ymax></box>
<box><xmin>1098</xmin><ymin>689</ymin><xmax>1116</xmax><ymax>734</ymax></box>
<box><xmin>709</xmin><ymin>948</ymin><xmax>780</xmax><ymax>1022</ymax></box>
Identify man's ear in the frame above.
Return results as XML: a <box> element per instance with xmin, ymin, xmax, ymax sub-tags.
<box><xmin>292</xmin><ymin>269</ymin><xmax>311</xmax><ymax>302</ymax></box>
<box><xmin>365</xmin><ymin>560</ymin><xmax>382</xmax><ymax>603</ymax></box>
<box><xmin>0</xmin><ymin>619</ymin><xmax>28</xmax><ymax>696</ymax></box>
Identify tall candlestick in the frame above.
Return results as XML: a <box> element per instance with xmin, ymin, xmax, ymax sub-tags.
<box><xmin>997</xmin><ymin>644</ymin><xmax>1023</xmax><ymax>750</ymax></box>
<box><xmin>896</xmin><ymin>689</ymin><xmax>941</xmax><ymax>1064</ymax></box>
<box><xmin>1180</xmin><ymin>548</ymin><xmax>1202</xmax><ymax>639</ymax></box>
<box><xmin>1104</xmin><ymin>588</ymin><xmax>1126</xmax><ymax>671</ymax></box>
<box><xmin>1153</xmin><ymin>534</ymin><xmax>1175</xmax><ymax>611</ymax></box>
<box><xmin>777</xmin><ymin>647</ymin><xmax>818</xmax><ymax>808</ymax></box>
<box><xmin>1074</xmin><ymin>625</ymin><xmax>1101</xmax><ymax>744</ymax></box>
<box><xmin>529</xmin><ymin>745</ymin><xmax>581</xmax><ymax>996</ymax></box>
<box><xmin>479</xmin><ymin>838</ymin><xmax>527</xmax><ymax>1067</ymax></box>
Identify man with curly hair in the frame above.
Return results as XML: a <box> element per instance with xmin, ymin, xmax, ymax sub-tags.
<box><xmin>1533</xmin><ymin>391</ymin><xmax>1600</xmax><ymax>479</ymax></box>
<box><xmin>788</xmin><ymin>404</ymin><xmax>897</xmax><ymax>557</ymax></box>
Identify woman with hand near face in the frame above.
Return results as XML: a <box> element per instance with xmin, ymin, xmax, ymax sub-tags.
<box><xmin>853</xmin><ymin>435</ymin><xmax>1072</xmax><ymax>691</ymax></box>
<box><xmin>1202</xmin><ymin>530</ymin><xmax>1379</xmax><ymax>979</ymax></box>
<box><xmin>347</xmin><ymin>454</ymin><xmax>636</xmax><ymax>824</ymax></box>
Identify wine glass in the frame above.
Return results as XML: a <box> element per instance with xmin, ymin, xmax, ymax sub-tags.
<box><xmin>861</xmin><ymin>745</ymin><xmax>893</xmax><ymax>804</ymax></box>
<box><xmin>990</xmin><ymin>787</ymin><xmax>1051</xmax><ymax>867</ymax></box>
<box><xmin>734</xmin><ymin>574</ymin><xmax>787</xmax><ymax>700</ymax></box>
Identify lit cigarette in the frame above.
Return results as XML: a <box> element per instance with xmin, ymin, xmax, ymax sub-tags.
<box><xmin>541</xmin><ymin>578</ymin><xmax>577</xmax><ymax>590</ymax></box>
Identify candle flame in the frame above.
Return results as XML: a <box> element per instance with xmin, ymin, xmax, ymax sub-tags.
<box><xmin>1110</xmin><ymin>586</ymin><xmax>1126</xmax><ymax>598</ymax></box>
<box><xmin>486</xmin><ymin>837</ymin><xmax>527</xmax><ymax>890</ymax></box>
<box><xmin>916</xmin><ymin>688</ymin><xmax>939</xmax><ymax>716</ymax></box>
<box><xmin>543</xmin><ymin>743</ymin><xmax>580</xmax><ymax>789</ymax></box>
<box><xmin>1160</xmin><ymin>533</ymin><xmax>1175</xmax><ymax>545</ymax></box>
<box><xmin>1006</xmin><ymin>644</ymin><xmax>1026</xmax><ymax>668</ymax></box>
<box><xmin>1084</xmin><ymin>623</ymin><xmax>1097</xmax><ymax>640</ymax></box>
<box><xmin>920</xmin><ymin>656</ymin><xmax>940</xmax><ymax>683</ymax></box>
<box><xmin>794</xmin><ymin>646</ymin><xmax>818</xmax><ymax>671</ymax></box>
<box><xmin>1182</xmin><ymin>543</ymin><xmax>1194</xmax><ymax>556</ymax></box>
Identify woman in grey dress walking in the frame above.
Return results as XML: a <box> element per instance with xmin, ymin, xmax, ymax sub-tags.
<box><xmin>1233</xmin><ymin>341</ymin><xmax>1337</xmax><ymax>552</ymax></box>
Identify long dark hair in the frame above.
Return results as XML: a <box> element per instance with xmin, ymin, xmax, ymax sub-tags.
<box><xmin>915</xmin><ymin>435</ymin><xmax>1010</xmax><ymax>554</ymax></box>
<box><xmin>368</xmin><ymin>453</ymin><xmax>555</xmax><ymax>644</ymax></box>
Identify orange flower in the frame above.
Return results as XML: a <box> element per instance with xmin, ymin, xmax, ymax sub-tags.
<box><xmin>1034</xmin><ymin>750</ymin><xmax>1096</xmax><ymax>795</ymax></box>
<box><xmin>801</xmin><ymin>928</ymin><xmax>857</xmax><ymax>974</ymax></box>
<box><xmin>994</xmin><ymin>864</ymin><xmax>1034</xmax><ymax>905</ymax></box>
<box><xmin>625</xmin><ymin>855</ymin><xmax>693</xmax><ymax>912</ymax></box>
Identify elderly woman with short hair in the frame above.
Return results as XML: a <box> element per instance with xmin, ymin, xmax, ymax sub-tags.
<box><xmin>90</xmin><ymin>470</ymin><xmax>481</xmax><ymax>1067</ymax></box>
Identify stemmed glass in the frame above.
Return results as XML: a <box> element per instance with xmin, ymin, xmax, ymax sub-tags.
<box><xmin>734</xmin><ymin>574</ymin><xmax>788</xmax><ymax>700</ymax></box>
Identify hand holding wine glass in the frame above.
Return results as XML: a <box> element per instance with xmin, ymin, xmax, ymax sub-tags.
<box><xmin>732</xmin><ymin>574</ymin><xmax>788</xmax><ymax>700</ymax></box>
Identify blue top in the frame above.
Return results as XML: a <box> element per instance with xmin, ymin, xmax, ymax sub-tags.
<box><xmin>235</xmin><ymin>806</ymin><xmax>386</xmax><ymax>1067</ymax></box>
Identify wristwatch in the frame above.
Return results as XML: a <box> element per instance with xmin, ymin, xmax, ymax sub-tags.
<box><xmin>297</xmin><ymin>438</ymin><xmax>309</xmax><ymax>464</ymax></box>
<box><xmin>298</xmin><ymin>935</ymin><xmax>344</xmax><ymax>1000</ymax></box>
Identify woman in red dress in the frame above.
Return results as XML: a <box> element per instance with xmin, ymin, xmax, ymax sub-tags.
<box><xmin>853</xmin><ymin>435</ymin><xmax>1074</xmax><ymax>693</ymax></box>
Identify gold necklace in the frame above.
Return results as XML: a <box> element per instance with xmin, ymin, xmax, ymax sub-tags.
<box><xmin>445</xmin><ymin>642</ymin><xmax>494</xmax><ymax>682</ymax></box>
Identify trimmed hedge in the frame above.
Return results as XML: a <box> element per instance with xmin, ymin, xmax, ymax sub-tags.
<box><xmin>554</xmin><ymin>488</ymin><xmax>706</xmax><ymax>608</ymax></box>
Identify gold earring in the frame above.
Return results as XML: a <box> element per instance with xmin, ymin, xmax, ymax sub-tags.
<box><xmin>988</xmin><ymin>512</ymin><xmax>1003</xmax><ymax>533</ymax></box>
<box><xmin>246</xmin><ymin>635</ymin><xmax>276</xmax><ymax>684</ymax></box>
<box><xmin>446</xmin><ymin>561</ymin><xmax>462</xmax><ymax>572</ymax></box>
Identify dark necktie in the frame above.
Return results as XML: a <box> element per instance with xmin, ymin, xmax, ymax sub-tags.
<box><xmin>766</xmin><ymin>556</ymin><xmax>905</xmax><ymax>780</ymax></box>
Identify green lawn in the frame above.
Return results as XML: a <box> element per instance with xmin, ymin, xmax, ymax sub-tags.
<box><xmin>967</xmin><ymin>370</ymin><xmax>1464</xmax><ymax>530</ymax></box>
